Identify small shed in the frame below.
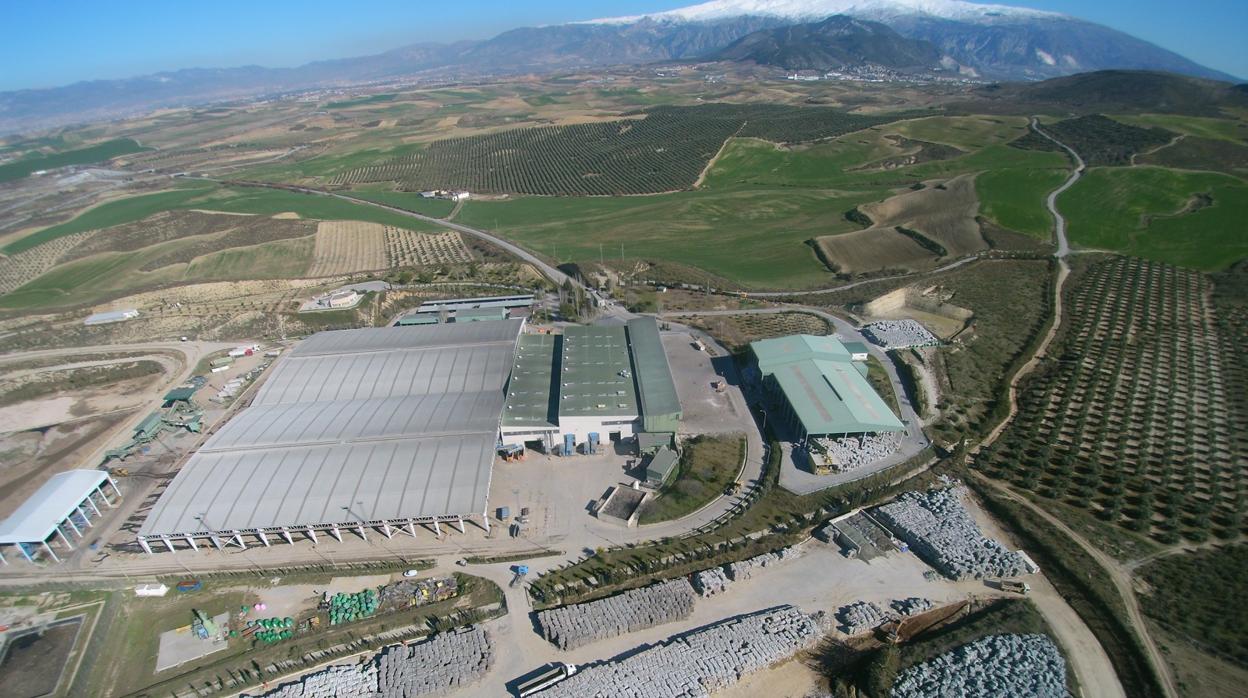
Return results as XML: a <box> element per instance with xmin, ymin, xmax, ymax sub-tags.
<box><xmin>644</xmin><ymin>446</ymin><xmax>681</xmax><ymax>488</ymax></box>
<box><xmin>843</xmin><ymin>341</ymin><xmax>870</xmax><ymax>361</ymax></box>
<box><xmin>163</xmin><ymin>387</ymin><xmax>197</xmax><ymax>405</ymax></box>
<box><xmin>636</xmin><ymin>431</ymin><xmax>674</xmax><ymax>454</ymax></box>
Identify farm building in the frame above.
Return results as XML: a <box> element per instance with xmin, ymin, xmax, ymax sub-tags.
<box><xmin>751</xmin><ymin>335</ymin><xmax>903</xmax><ymax>443</ymax></box>
<box><xmin>395</xmin><ymin>313</ymin><xmax>440</xmax><ymax>326</ymax></box>
<box><xmin>84</xmin><ymin>308</ymin><xmax>139</xmax><ymax>325</ymax></box>
<box><xmin>0</xmin><ymin>470</ymin><xmax>122</xmax><ymax>565</ymax></box>
<box><xmin>499</xmin><ymin>317</ymin><xmax>681</xmax><ymax>452</ymax></box>
<box><xmin>455</xmin><ymin>307</ymin><xmax>509</xmax><ymax>323</ymax></box>
<box><xmin>136</xmin><ymin>320</ymin><xmax>525</xmax><ymax>554</ymax></box>
<box><xmin>416</xmin><ymin>294</ymin><xmax>534</xmax><ymax>314</ymax></box>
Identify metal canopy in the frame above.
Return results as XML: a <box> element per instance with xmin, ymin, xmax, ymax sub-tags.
<box><xmin>139</xmin><ymin>320</ymin><xmax>523</xmax><ymax>537</ymax></box>
<box><xmin>0</xmin><ymin>470</ymin><xmax>107</xmax><ymax>544</ymax></box>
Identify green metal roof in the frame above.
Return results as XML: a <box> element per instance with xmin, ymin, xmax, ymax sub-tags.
<box><xmin>843</xmin><ymin>341</ymin><xmax>870</xmax><ymax>357</ymax></box>
<box><xmin>558</xmin><ymin>325</ymin><xmax>638</xmax><ymax>417</ymax></box>
<box><xmin>503</xmin><ymin>333</ymin><xmax>559</xmax><ymax>428</ymax></box>
<box><xmin>752</xmin><ymin>334</ymin><xmax>902</xmax><ymax>435</ymax></box>
<box><xmin>456</xmin><ymin>307</ymin><xmax>508</xmax><ymax>322</ymax></box>
<box><xmin>135</xmin><ymin>412</ymin><xmax>165</xmax><ymax>436</ymax></box>
<box><xmin>163</xmin><ymin>386</ymin><xmax>197</xmax><ymax>403</ymax></box>
<box><xmin>645</xmin><ymin>446</ymin><xmax>680</xmax><ymax>485</ymax></box>
<box><xmin>626</xmin><ymin>317</ymin><xmax>682</xmax><ymax>420</ymax></box>
<box><xmin>396</xmin><ymin>314</ymin><xmax>440</xmax><ymax>326</ymax></box>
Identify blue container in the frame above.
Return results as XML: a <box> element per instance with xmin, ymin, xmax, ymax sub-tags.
<box><xmin>497</xmin><ymin>506</ymin><xmax>511</xmax><ymax>521</ymax></box>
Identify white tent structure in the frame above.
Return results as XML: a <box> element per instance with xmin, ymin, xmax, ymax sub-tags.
<box><xmin>0</xmin><ymin>469</ymin><xmax>121</xmax><ymax>565</ymax></box>
<box><xmin>137</xmin><ymin>320</ymin><xmax>524</xmax><ymax>554</ymax></box>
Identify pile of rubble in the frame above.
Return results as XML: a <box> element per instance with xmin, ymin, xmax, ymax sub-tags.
<box><xmin>252</xmin><ymin>626</ymin><xmax>492</xmax><ymax>698</ymax></box>
<box><xmin>691</xmin><ymin>567</ymin><xmax>731</xmax><ymax>597</ymax></box>
<box><xmin>891</xmin><ymin>597</ymin><xmax>934</xmax><ymax>616</ymax></box>
<box><xmin>874</xmin><ymin>487</ymin><xmax>1029</xmax><ymax>580</ymax></box>
<box><xmin>689</xmin><ymin>548</ymin><xmax>801</xmax><ymax>597</ymax></box>
<box><xmin>838</xmin><ymin>601</ymin><xmax>891</xmax><ymax>635</ymax></box>
<box><xmin>811</xmin><ymin>432</ymin><xmax>902</xmax><ymax>473</ymax></box>
<box><xmin>536</xmin><ymin>579</ymin><xmax>696</xmax><ymax>650</ymax></box>
<box><xmin>540</xmin><ymin>606</ymin><xmax>825</xmax><ymax>698</ymax></box>
<box><xmin>861</xmin><ymin>320</ymin><xmax>939</xmax><ymax>350</ymax></box>
<box><xmin>891</xmin><ymin>634</ymin><xmax>1067</xmax><ymax>698</ymax></box>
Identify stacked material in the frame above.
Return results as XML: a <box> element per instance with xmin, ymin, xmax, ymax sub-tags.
<box><xmin>725</xmin><ymin>547</ymin><xmax>800</xmax><ymax>581</ymax></box>
<box><xmin>811</xmin><ymin>432</ymin><xmax>902</xmax><ymax>473</ymax></box>
<box><xmin>861</xmin><ymin>320</ymin><xmax>939</xmax><ymax>349</ymax></box>
<box><xmin>891</xmin><ymin>597</ymin><xmax>935</xmax><ymax>616</ymax></box>
<box><xmin>536</xmin><ymin>579</ymin><xmax>696</xmax><ymax>650</ymax></box>
<box><xmin>250</xmin><ymin>625</ymin><xmax>492</xmax><ymax>698</ymax></box>
<box><xmin>691</xmin><ymin>567</ymin><xmax>731</xmax><ymax>597</ymax></box>
<box><xmin>838</xmin><ymin>601</ymin><xmax>890</xmax><ymax>635</ymax></box>
<box><xmin>540</xmin><ymin>606</ymin><xmax>824</xmax><ymax>698</ymax></box>
<box><xmin>376</xmin><ymin>626</ymin><xmax>494</xmax><ymax>695</ymax></box>
<box><xmin>874</xmin><ymin>487</ymin><xmax>1029</xmax><ymax>580</ymax></box>
<box><xmin>891</xmin><ymin>634</ymin><xmax>1067</xmax><ymax>698</ymax></box>
<box><xmin>254</xmin><ymin>664</ymin><xmax>376</xmax><ymax>698</ymax></box>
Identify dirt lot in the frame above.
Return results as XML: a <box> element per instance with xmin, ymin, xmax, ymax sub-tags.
<box><xmin>0</xmin><ymin>617</ymin><xmax>82</xmax><ymax>698</ymax></box>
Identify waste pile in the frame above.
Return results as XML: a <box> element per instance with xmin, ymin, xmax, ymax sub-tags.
<box><xmin>328</xmin><ymin>589</ymin><xmax>380</xmax><ymax>626</ymax></box>
<box><xmin>891</xmin><ymin>633</ymin><xmax>1067</xmax><ymax>698</ymax></box>
<box><xmin>380</xmin><ymin>576</ymin><xmax>458</xmax><ymax>610</ymax></box>
<box><xmin>838</xmin><ymin>601</ymin><xmax>890</xmax><ymax>635</ymax></box>
<box><xmin>536</xmin><ymin>579</ymin><xmax>696</xmax><ymax>650</ymax></box>
<box><xmin>874</xmin><ymin>486</ymin><xmax>1029</xmax><ymax>580</ymax></box>
<box><xmin>540</xmin><ymin>606</ymin><xmax>825</xmax><ymax>698</ymax></box>
<box><xmin>250</xmin><ymin>625</ymin><xmax>493</xmax><ymax>698</ymax></box>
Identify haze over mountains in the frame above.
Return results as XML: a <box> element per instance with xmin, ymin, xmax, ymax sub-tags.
<box><xmin>0</xmin><ymin>0</ymin><xmax>1241</xmax><ymax>135</ymax></box>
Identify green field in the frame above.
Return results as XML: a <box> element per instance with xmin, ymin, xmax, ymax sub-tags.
<box><xmin>1112</xmin><ymin>114</ymin><xmax>1248</xmax><ymax>144</ymax></box>
<box><xmin>0</xmin><ymin>137</ymin><xmax>150</xmax><ymax>183</ymax></box>
<box><xmin>1059</xmin><ymin>166</ymin><xmax>1248</xmax><ymax>269</ymax></box>
<box><xmin>347</xmin><ymin>189</ymin><xmax>458</xmax><ymax>218</ymax></box>
<box><xmin>977</xmin><ymin>168</ymin><xmax>1068</xmax><ymax>238</ymax></box>
<box><xmin>4</xmin><ymin>183</ymin><xmax>442</xmax><ymax>255</ymax></box>
<box><xmin>325</xmin><ymin>93</ymin><xmax>397</xmax><ymax>109</ymax></box>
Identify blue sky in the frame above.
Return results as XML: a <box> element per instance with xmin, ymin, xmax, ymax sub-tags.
<box><xmin>2</xmin><ymin>0</ymin><xmax>1244</xmax><ymax>90</ymax></box>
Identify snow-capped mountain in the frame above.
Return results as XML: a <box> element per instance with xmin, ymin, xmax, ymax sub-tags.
<box><xmin>581</xmin><ymin>0</ymin><xmax>1238</xmax><ymax>82</ymax></box>
<box><xmin>586</xmin><ymin>0</ymin><xmax>1060</xmax><ymax>25</ymax></box>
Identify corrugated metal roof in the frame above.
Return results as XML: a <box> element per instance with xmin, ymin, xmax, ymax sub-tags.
<box><xmin>558</xmin><ymin>325</ymin><xmax>638</xmax><ymax>418</ymax></box>
<box><xmin>753</xmin><ymin>334</ymin><xmax>902</xmax><ymax>436</ymax></box>
<box><xmin>627</xmin><ymin>317</ymin><xmax>682</xmax><ymax>419</ymax></box>
<box><xmin>503</xmin><ymin>334</ymin><xmax>559</xmax><ymax>428</ymax></box>
<box><xmin>0</xmin><ymin>470</ymin><xmax>107</xmax><ymax>544</ymax></box>
<box><xmin>139</xmin><ymin>321</ymin><xmax>522</xmax><ymax>537</ymax></box>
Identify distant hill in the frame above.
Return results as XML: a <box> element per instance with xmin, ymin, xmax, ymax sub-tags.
<box><xmin>964</xmin><ymin>70</ymin><xmax>1248</xmax><ymax>116</ymax></box>
<box><xmin>708</xmin><ymin>15</ymin><xmax>942</xmax><ymax>71</ymax></box>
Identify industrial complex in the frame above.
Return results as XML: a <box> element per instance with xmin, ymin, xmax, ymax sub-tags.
<box><xmin>136</xmin><ymin>320</ymin><xmax>527</xmax><ymax>553</ymax></box>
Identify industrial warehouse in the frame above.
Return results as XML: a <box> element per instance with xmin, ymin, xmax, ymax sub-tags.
<box><xmin>135</xmin><ymin>315</ymin><xmax>682</xmax><ymax>554</ymax></box>
<box><xmin>499</xmin><ymin>317</ymin><xmax>681</xmax><ymax>453</ymax></box>
<box><xmin>751</xmin><ymin>334</ymin><xmax>904</xmax><ymax>442</ymax></box>
<box><xmin>137</xmin><ymin>320</ymin><xmax>526</xmax><ymax>553</ymax></box>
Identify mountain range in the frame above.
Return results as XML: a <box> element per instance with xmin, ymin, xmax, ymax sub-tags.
<box><xmin>0</xmin><ymin>0</ymin><xmax>1240</xmax><ymax>135</ymax></box>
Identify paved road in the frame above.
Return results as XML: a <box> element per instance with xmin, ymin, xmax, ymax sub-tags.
<box><xmin>747</xmin><ymin>254</ymin><xmax>982</xmax><ymax>298</ymax></box>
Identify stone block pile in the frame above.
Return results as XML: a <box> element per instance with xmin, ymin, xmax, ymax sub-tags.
<box><xmin>539</xmin><ymin>605</ymin><xmax>824</xmax><ymax>698</ymax></box>
<box><xmin>861</xmin><ymin>320</ymin><xmax>939</xmax><ymax>350</ymax></box>
<box><xmin>812</xmin><ymin>432</ymin><xmax>902</xmax><ymax>472</ymax></box>
<box><xmin>691</xmin><ymin>567</ymin><xmax>731</xmax><ymax>597</ymax></box>
<box><xmin>891</xmin><ymin>597</ymin><xmax>934</xmax><ymax>616</ymax></box>
<box><xmin>838</xmin><ymin>601</ymin><xmax>891</xmax><ymax>635</ymax></box>
<box><xmin>726</xmin><ymin>547</ymin><xmax>800</xmax><ymax>581</ymax></box>
<box><xmin>536</xmin><ymin>579</ymin><xmax>696</xmax><ymax>650</ymax></box>
<box><xmin>891</xmin><ymin>633</ymin><xmax>1067</xmax><ymax>698</ymax></box>
<box><xmin>376</xmin><ymin>625</ymin><xmax>494</xmax><ymax>696</ymax></box>
<box><xmin>874</xmin><ymin>486</ymin><xmax>1029</xmax><ymax>580</ymax></box>
<box><xmin>250</xmin><ymin>625</ymin><xmax>492</xmax><ymax>698</ymax></box>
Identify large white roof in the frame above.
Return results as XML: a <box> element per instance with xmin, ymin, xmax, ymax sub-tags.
<box><xmin>0</xmin><ymin>470</ymin><xmax>107</xmax><ymax>544</ymax></box>
<box><xmin>139</xmin><ymin>320</ymin><xmax>523</xmax><ymax>537</ymax></box>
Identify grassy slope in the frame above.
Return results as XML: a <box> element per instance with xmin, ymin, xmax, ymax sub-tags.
<box><xmin>348</xmin><ymin>188</ymin><xmax>458</xmax><ymax>218</ymax></box>
<box><xmin>638</xmin><ymin>434</ymin><xmax>744</xmax><ymax>524</ymax></box>
<box><xmin>1059</xmin><ymin>166</ymin><xmax>1248</xmax><ymax>270</ymax></box>
<box><xmin>0</xmin><ymin>138</ymin><xmax>150</xmax><ymax>183</ymax></box>
<box><xmin>1111</xmin><ymin>114</ymin><xmax>1248</xmax><ymax>143</ymax></box>
<box><xmin>976</xmin><ymin>168</ymin><xmax>1068</xmax><ymax>239</ymax></box>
